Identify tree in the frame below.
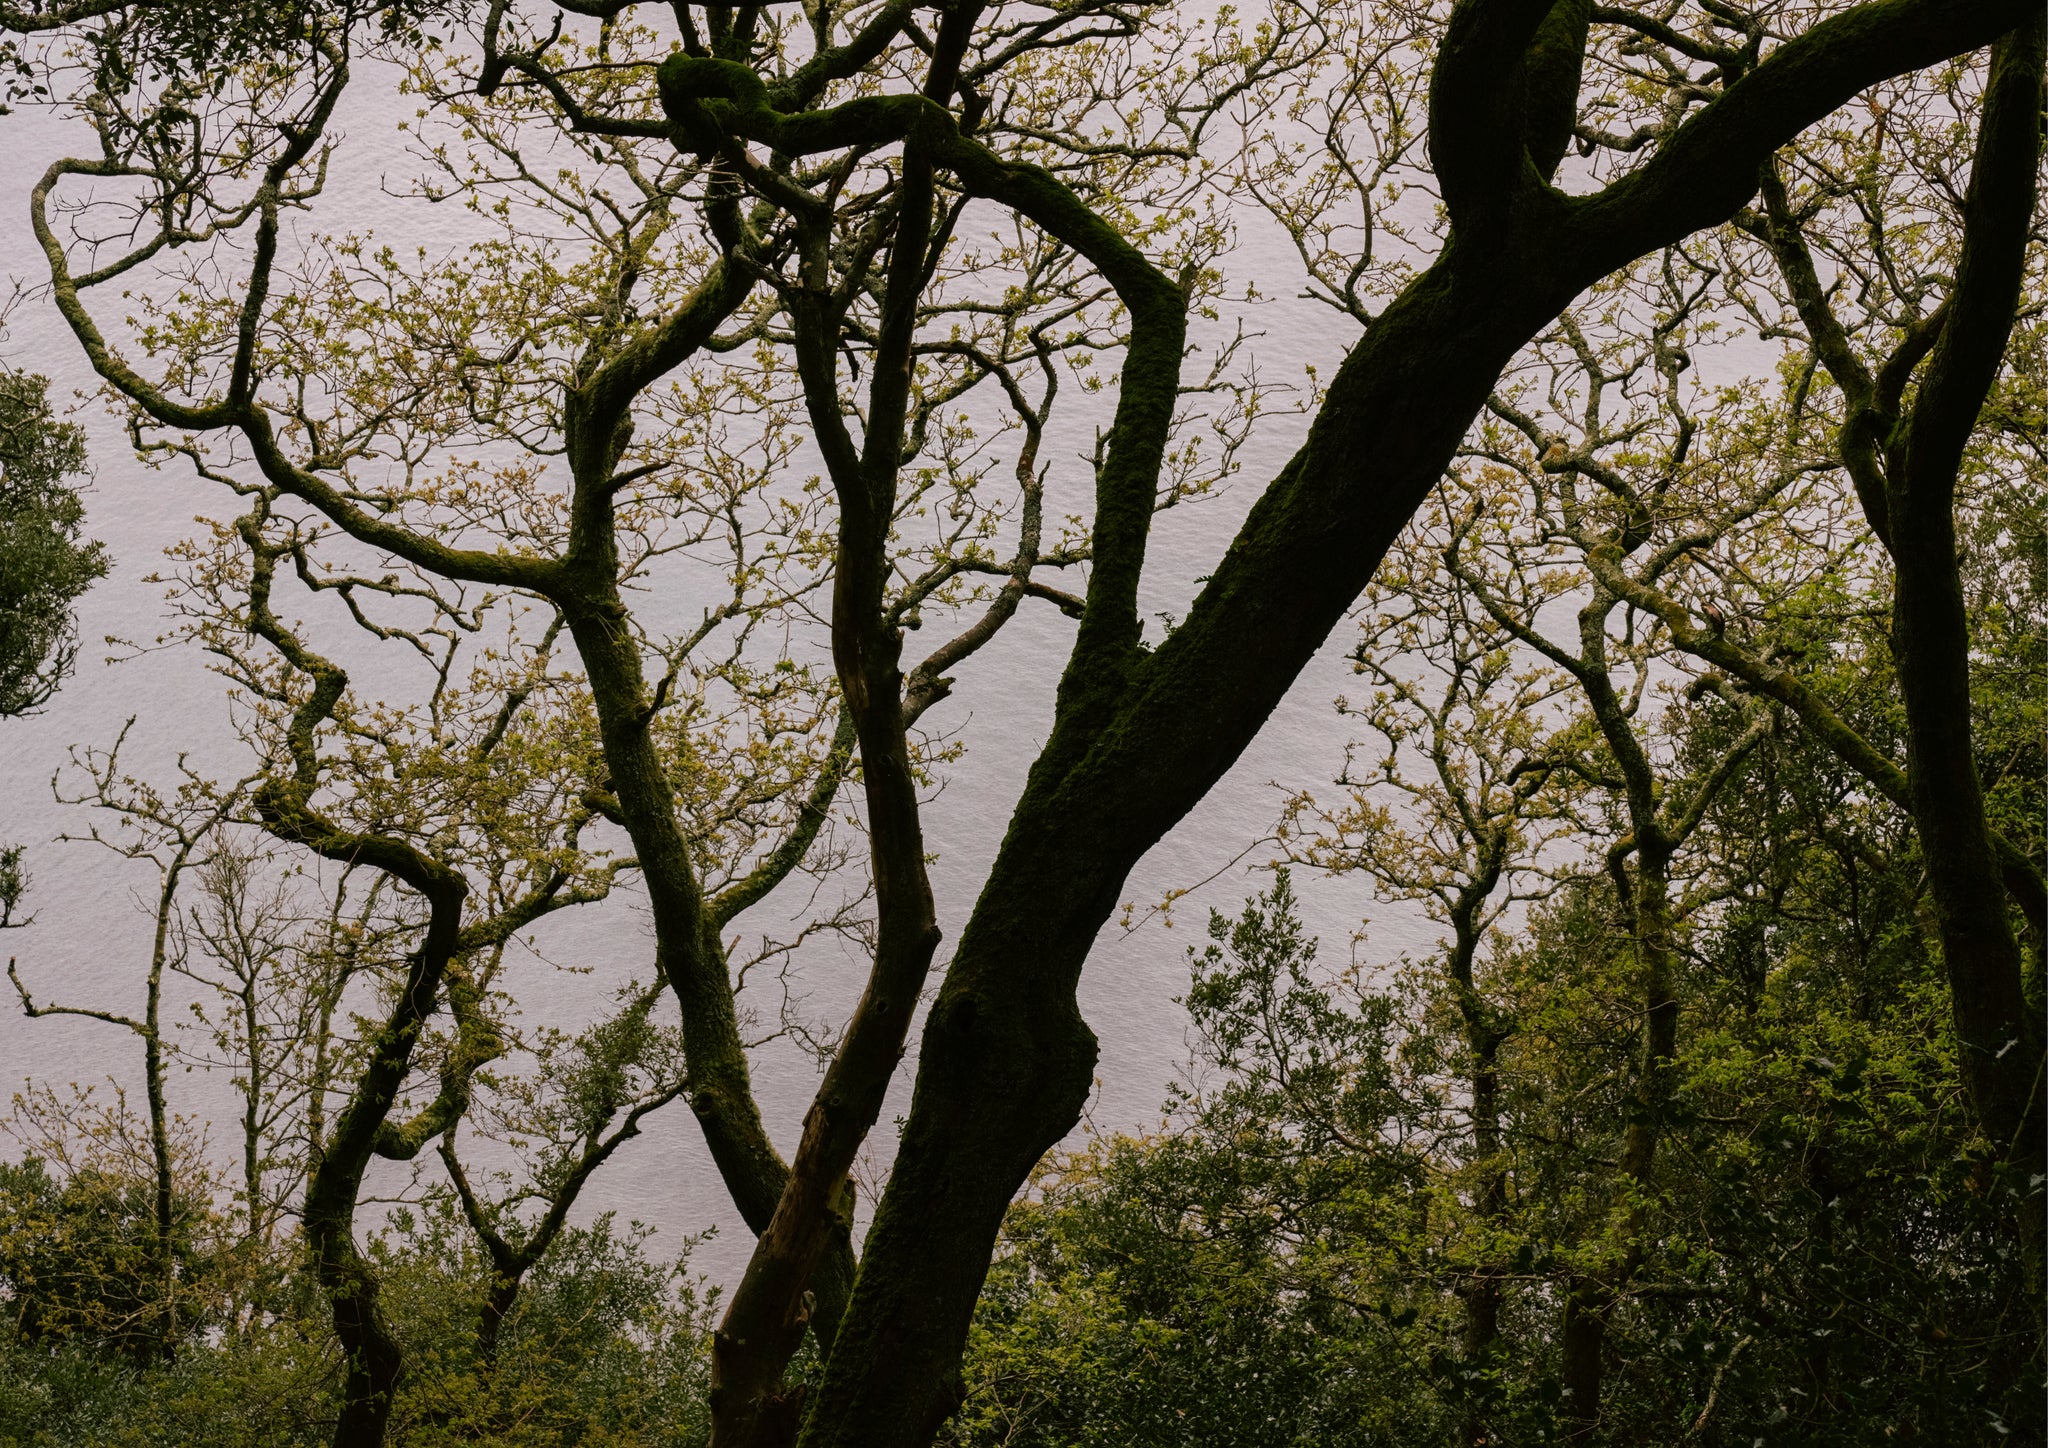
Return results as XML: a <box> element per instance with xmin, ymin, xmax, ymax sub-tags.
<box><xmin>9</xmin><ymin>726</ymin><xmax>247</xmax><ymax>1359</ymax></box>
<box><xmin>1746</xmin><ymin>21</ymin><xmax>2045</xmax><ymax>1174</ymax></box>
<box><xmin>949</xmin><ymin>878</ymin><xmax>1445</xmax><ymax>1448</ymax></box>
<box><xmin>11</xmin><ymin>1</ymin><xmax>2037</xmax><ymax>1444</ymax></box>
<box><xmin>952</xmin><ymin>759</ymin><xmax>2041</xmax><ymax>1442</ymax></box>
<box><xmin>1283</xmin><ymin>481</ymin><xmax>1588</xmax><ymax>1441</ymax></box>
<box><xmin>0</xmin><ymin>363</ymin><xmax>105</xmax><ymax>716</ymax></box>
<box><xmin>437</xmin><ymin>983</ymin><xmax>689</xmax><ymax>1371</ymax></box>
<box><xmin>0</xmin><ymin>1148</ymin><xmax>220</xmax><ymax>1364</ymax></box>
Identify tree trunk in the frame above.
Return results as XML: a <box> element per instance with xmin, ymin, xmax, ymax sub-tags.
<box><xmin>143</xmin><ymin>858</ymin><xmax>185</xmax><ymax>1362</ymax></box>
<box><xmin>282</xmin><ymin>847</ymin><xmax>465</xmax><ymax>1448</ymax></box>
<box><xmin>1883</xmin><ymin>16</ymin><xmax>2045</xmax><ymax>1169</ymax></box>
<box><xmin>1460</xmin><ymin>1035</ymin><xmax>1508</xmax><ymax>1448</ymax></box>
<box><xmin>1559</xmin><ymin>1281</ymin><xmax>1609</xmax><ymax>1441</ymax></box>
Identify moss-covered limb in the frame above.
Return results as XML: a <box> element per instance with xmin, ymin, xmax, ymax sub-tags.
<box><xmin>30</xmin><ymin>30</ymin><xmax>344</xmax><ymax>403</ymax></box>
<box><xmin>453</xmin><ymin>864</ymin><xmax>624</xmax><ymax>955</ymax></box>
<box><xmin>709</xmin><ymin>706</ymin><xmax>856</xmax><ymax>931</ymax></box>
<box><xmin>563</xmin><ymin>249</ymin><xmax>763</xmax><ymax>518</ymax></box>
<box><xmin>772</xmin><ymin>0</ymin><xmax>917</xmax><ymax>112</ymax></box>
<box><xmin>709</xmin><ymin>4</ymin><xmax>763</xmax><ymax>64</ymax></box>
<box><xmin>1520</xmin><ymin>0</ymin><xmax>1593</xmax><ymax>183</ymax></box>
<box><xmin>715</xmin><ymin>223</ymin><xmax>950</xmax><ymax>1433</ymax></box>
<box><xmin>528</xmin><ymin>135</ymin><xmax>808</xmax><ymax>1275</ymax></box>
<box><xmin>1664</xmin><ymin>707</ymin><xmax>1774</xmax><ymax>857</ymax></box>
<box><xmin>438</xmin><ymin>1032</ymin><xmax>689</xmax><ymax>1366</ymax></box>
<box><xmin>222</xmin><ymin>41</ymin><xmax>345</xmax><ymax>411</ymax></box>
<box><xmin>552</xmin><ymin>521</ymin><xmax>860</xmax><ymax>1350</ymax></box>
<box><xmin>795</xmin><ymin>0</ymin><xmax>2009</xmax><ymax>1397</ymax></box>
<box><xmin>1587</xmin><ymin>3</ymin><xmax>1743</xmax><ymax>69</ymax></box>
<box><xmin>792</xmin><ymin>236</ymin><xmax>1547</xmax><ymax>1448</ymax></box>
<box><xmin>236</xmin><ymin>514</ymin><xmax>443</xmax><ymax>895</ymax></box>
<box><xmin>559</xmin><ymin>596</ymin><xmax>790</xmax><ymax>1226</ymax></box>
<box><xmin>36</xmin><ymin>44</ymin><xmax>554</xmax><ymax>593</ymax></box>
<box><xmin>0</xmin><ymin>0</ymin><xmax>133</xmax><ymax>28</ymax></box>
<box><xmin>537</xmin><ymin>181</ymin><xmax>862</xmax><ymax>1395</ymax></box>
<box><xmin>1742</xmin><ymin>164</ymin><xmax>1951</xmax><ymax>550</ymax></box>
<box><xmin>1894</xmin><ymin>17</ymin><xmax>2042</xmax><ymax>503</ymax></box>
<box><xmin>654</xmin><ymin>56</ymin><xmax>1187</xmax><ymax>667</ymax></box>
<box><xmin>710</xmin><ymin>668</ymin><xmax>938</xmax><ymax>1445</ymax></box>
<box><xmin>1428</xmin><ymin>0</ymin><xmax>1585</xmax><ymax>231</ymax></box>
<box><xmin>1583</xmin><ymin>544</ymin><xmax>2048</xmax><ymax>935</ymax></box>
<box><xmin>303</xmin><ymin>871</ymin><xmax>465</xmax><ymax>1448</ymax></box>
<box><xmin>794</xmin><ymin>250</ymin><xmax>1550</xmax><ymax>1448</ymax></box>
<box><xmin>284</xmin><ymin>804</ymin><xmax>465</xmax><ymax>1445</ymax></box>
<box><xmin>915</xmin><ymin>113</ymin><xmax>1186</xmax><ymax>685</ymax></box>
<box><xmin>847</xmin><ymin>142</ymin><xmax>941</xmax><ymax>549</ymax></box>
<box><xmin>481</xmin><ymin>46</ymin><xmax>671</xmax><ymax>139</ymax></box>
<box><xmin>236</xmin><ymin>393</ymin><xmax>567</xmax><ymax>597</ymax></box>
<box><xmin>1439</xmin><ymin>830</ymin><xmax>1516</xmax><ymax>1446</ymax></box>
<box><xmin>1731</xmin><ymin>10</ymin><xmax>2047</xmax><ymax>1169</ymax></box>
<box><xmin>713</xmin><ymin>849</ymin><xmax>930</xmax><ymax>1434</ymax></box>
<box><xmin>1053</xmin><ymin>275</ymin><xmax>1182</xmax><ymax>677</ymax></box>
<box><xmin>371</xmin><ymin>958</ymin><xmax>502</xmax><ymax>1162</ymax></box>
<box><xmin>1750</xmin><ymin>166</ymin><xmax>1875</xmax><ymax>411</ymax></box>
<box><xmin>31</xmin><ymin>154</ymin><xmax>244</xmax><ymax>435</ymax></box>
<box><xmin>1567</xmin><ymin>0</ymin><xmax>2034</xmax><ymax>279</ymax></box>
<box><xmin>1883</xmin><ymin>15</ymin><xmax>2044</xmax><ymax>1166</ymax></box>
<box><xmin>1550</xmin><ymin>575</ymin><xmax>1769</xmax><ymax>1437</ymax></box>
<box><xmin>436</xmin><ymin>1137</ymin><xmax>520</xmax><ymax>1363</ymax></box>
<box><xmin>652</xmin><ymin>58</ymin><xmax>1180</xmax><ymax>310</ymax></box>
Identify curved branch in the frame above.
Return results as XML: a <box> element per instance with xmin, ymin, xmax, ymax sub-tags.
<box><xmin>1570</xmin><ymin>0</ymin><xmax>2034</xmax><ymax>272</ymax></box>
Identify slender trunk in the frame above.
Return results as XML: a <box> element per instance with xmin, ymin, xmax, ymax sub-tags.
<box><xmin>553</xmin><ymin>398</ymin><xmax>862</xmax><ymax>1344</ymax></box>
<box><xmin>444</xmin><ymin>1170</ymin><xmax>554</xmax><ymax>1380</ymax></box>
<box><xmin>143</xmin><ymin>856</ymin><xmax>184</xmax><ymax>1361</ymax></box>
<box><xmin>1460</xmin><ymin>1030</ymin><xmax>1508</xmax><ymax>1447</ymax></box>
<box><xmin>141</xmin><ymin>1018</ymin><xmax>176</xmax><ymax>1354</ymax></box>
<box><xmin>290</xmin><ymin>869</ymin><xmax>465</xmax><ymax>1448</ymax></box>
<box><xmin>1559</xmin><ymin>1280</ymin><xmax>1610</xmax><ymax>1441</ymax></box>
<box><xmin>243</xmin><ymin>969</ymin><xmax>266</xmax><ymax>1244</ymax></box>
<box><xmin>477</xmin><ymin>1269</ymin><xmax>519</xmax><ymax>1371</ymax></box>
<box><xmin>566</xmin><ymin>601</ymin><xmax>775</xmax><ymax>1197</ymax></box>
<box><xmin>710</xmin><ymin>66</ymin><xmax>970</xmax><ymax>1431</ymax></box>
<box><xmin>1446</xmin><ymin>857</ymin><xmax>1511</xmax><ymax>1447</ymax></box>
<box><xmin>438</xmin><ymin>1061</ymin><xmax>692</xmax><ymax>1406</ymax></box>
<box><xmin>1618</xmin><ymin>855</ymin><xmax>1679</xmax><ymax>1192</ymax></box>
<box><xmin>1757</xmin><ymin>16</ymin><xmax>2045</xmax><ymax>1172</ymax></box>
<box><xmin>1883</xmin><ymin>13</ymin><xmax>2044</xmax><ymax>1159</ymax></box>
<box><xmin>318</xmin><ymin>1244</ymin><xmax>406</xmax><ymax>1448</ymax></box>
<box><xmin>1890</xmin><ymin>516</ymin><xmax>2038</xmax><ymax>1138</ymax></box>
<box><xmin>1557</xmin><ymin>852</ymin><xmax>1679</xmax><ymax>1440</ymax></box>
